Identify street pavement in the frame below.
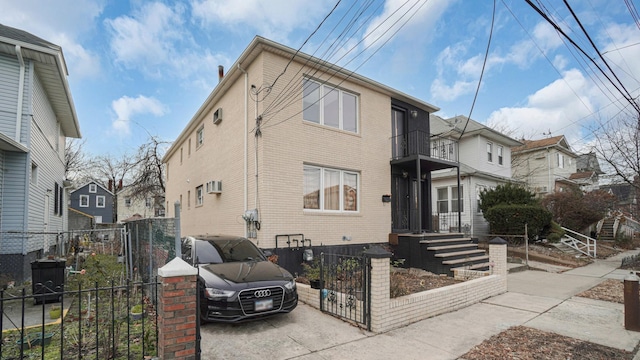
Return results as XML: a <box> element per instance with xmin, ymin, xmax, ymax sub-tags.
<box><xmin>199</xmin><ymin>248</ymin><xmax>640</xmax><ymax>359</ymax></box>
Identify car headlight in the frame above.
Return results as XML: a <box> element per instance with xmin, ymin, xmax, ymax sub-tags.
<box><xmin>204</xmin><ymin>288</ymin><xmax>236</xmax><ymax>299</ymax></box>
<box><xmin>284</xmin><ymin>279</ymin><xmax>296</xmax><ymax>290</ymax></box>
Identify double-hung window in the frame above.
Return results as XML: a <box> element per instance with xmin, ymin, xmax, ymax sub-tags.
<box><xmin>303</xmin><ymin>165</ymin><xmax>359</xmax><ymax>212</ymax></box>
<box><xmin>196</xmin><ymin>185</ymin><xmax>204</xmax><ymax>206</ymax></box>
<box><xmin>303</xmin><ymin>78</ymin><xmax>358</xmax><ymax>133</ymax></box>
<box><xmin>79</xmin><ymin>195</ymin><xmax>89</xmax><ymax>207</ymax></box>
<box><xmin>557</xmin><ymin>153</ymin><xmax>565</xmax><ymax>168</ymax></box>
<box><xmin>197</xmin><ymin>126</ymin><xmax>204</xmax><ymax>148</ymax></box>
<box><xmin>487</xmin><ymin>142</ymin><xmax>493</xmax><ymax>162</ymax></box>
<box><xmin>437</xmin><ymin>186</ymin><xmax>464</xmax><ymax>213</ymax></box>
<box><xmin>89</xmin><ymin>184</ymin><xmax>97</xmax><ymax>193</ymax></box>
<box><xmin>497</xmin><ymin>146</ymin><xmax>503</xmax><ymax>165</ymax></box>
<box><xmin>96</xmin><ymin>196</ymin><xmax>105</xmax><ymax>208</ymax></box>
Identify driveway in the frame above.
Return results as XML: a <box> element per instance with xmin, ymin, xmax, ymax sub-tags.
<box><xmin>199</xmin><ymin>303</ymin><xmax>370</xmax><ymax>359</ymax></box>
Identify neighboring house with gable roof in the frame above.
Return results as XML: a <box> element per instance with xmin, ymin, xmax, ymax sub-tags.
<box><xmin>69</xmin><ymin>181</ymin><xmax>114</xmax><ymax>224</ymax></box>
<box><xmin>429</xmin><ymin>115</ymin><xmax>522</xmax><ymax>237</ymax></box>
<box><xmin>0</xmin><ymin>23</ymin><xmax>81</xmax><ymax>281</ymax></box>
<box><xmin>511</xmin><ymin>135</ymin><xmax>578</xmax><ymax>196</ymax></box>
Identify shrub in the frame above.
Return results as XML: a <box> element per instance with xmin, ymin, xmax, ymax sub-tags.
<box><xmin>484</xmin><ymin>204</ymin><xmax>552</xmax><ymax>239</ymax></box>
<box><xmin>545</xmin><ymin>221</ymin><xmax>565</xmax><ymax>243</ymax></box>
<box><xmin>479</xmin><ymin>183</ymin><xmax>537</xmax><ymax>214</ymax></box>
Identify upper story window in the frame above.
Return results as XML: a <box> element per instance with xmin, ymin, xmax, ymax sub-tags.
<box><xmin>557</xmin><ymin>153</ymin><xmax>565</xmax><ymax>168</ymax></box>
<box><xmin>125</xmin><ymin>197</ymin><xmax>132</xmax><ymax>207</ymax></box>
<box><xmin>497</xmin><ymin>146</ymin><xmax>504</xmax><ymax>165</ymax></box>
<box><xmin>180</xmin><ymin>147</ymin><xmax>183</xmax><ymax>164</ymax></box>
<box><xmin>303</xmin><ymin>78</ymin><xmax>358</xmax><ymax>133</ymax></box>
<box><xmin>188</xmin><ymin>138</ymin><xmax>192</xmax><ymax>157</ymax></box>
<box><xmin>89</xmin><ymin>184</ymin><xmax>97</xmax><ymax>193</ymax></box>
<box><xmin>196</xmin><ymin>185</ymin><xmax>204</xmax><ymax>206</ymax></box>
<box><xmin>197</xmin><ymin>126</ymin><xmax>204</xmax><ymax>148</ymax></box>
<box><xmin>96</xmin><ymin>196</ymin><xmax>105</xmax><ymax>208</ymax></box>
<box><xmin>303</xmin><ymin>165</ymin><xmax>359</xmax><ymax>212</ymax></box>
<box><xmin>31</xmin><ymin>163</ymin><xmax>38</xmax><ymax>185</ymax></box>
<box><xmin>487</xmin><ymin>142</ymin><xmax>493</xmax><ymax>162</ymax></box>
<box><xmin>79</xmin><ymin>195</ymin><xmax>89</xmax><ymax>207</ymax></box>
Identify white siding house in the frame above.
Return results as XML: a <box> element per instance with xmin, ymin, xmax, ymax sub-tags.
<box><xmin>0</xmin><ymin>24</ymin><xmax>81</xmax><ymax>282</ymax></box>
<box><xmin>430</xmin><ymin>115</ymin><xmax>521</xmax><ymax>238</ymax></box>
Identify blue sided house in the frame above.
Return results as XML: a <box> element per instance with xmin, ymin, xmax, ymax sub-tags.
<box><xmin>69</xmin><ymin>181</ymin><xmax>115</xmax><ymax>224</ymax></box>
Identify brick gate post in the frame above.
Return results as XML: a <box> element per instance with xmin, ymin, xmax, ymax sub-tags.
<box><xmin>157</xmin><ymin>257</ymin><xmax>198</xmax><ymax>359</ymax></box>
<box><xmin>364</xmin><ymin>245</ymin><xmax>392</xmax><ymax>333</ymax></box>
<box><xmin>489</xmin><ymin>237</ymin><xmax>508</xmax><ymax>291</ymax></box>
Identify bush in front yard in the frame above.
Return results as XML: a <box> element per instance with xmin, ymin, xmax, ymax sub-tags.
<box><xmin>485</xmin><ymin>204</ymin><xmax>552</xmax><ymax>239</ymax></box>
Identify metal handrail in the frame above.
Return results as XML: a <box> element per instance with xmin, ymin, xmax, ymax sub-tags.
<box><xmin>560</xmin><ymin>226</ymin><xmax>596</xmax><ymax>258</ymax></box>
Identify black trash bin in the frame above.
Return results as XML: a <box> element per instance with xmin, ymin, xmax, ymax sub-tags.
<box><xmin>31</xmin><ymin>258</ymin><xmax>65</xmax><ymax>304</ymax></box>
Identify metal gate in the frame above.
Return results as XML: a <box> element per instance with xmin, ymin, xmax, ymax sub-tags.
<box><xmin>319</xmin><ymin>253</ymin><xmax>369</xmax><ymax>327</ymax></box>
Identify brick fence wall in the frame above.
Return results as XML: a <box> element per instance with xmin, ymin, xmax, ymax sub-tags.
<box><xmin>297</xmin><ymin>238</ymin><xmax>508</xmax><ymax>333</ymax></box>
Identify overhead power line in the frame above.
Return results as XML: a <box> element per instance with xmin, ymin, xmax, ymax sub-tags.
<box><xmin>458</xmin><ymin>0</ymin><xmax>496</xmax><ymax>141</ymax></box>
<box><xmin>524</xmin><ymin>0</ymin><xmax>640</xmax><ymax>114</ymax></box>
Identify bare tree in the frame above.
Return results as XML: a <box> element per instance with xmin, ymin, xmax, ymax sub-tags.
<box><xmin>126</xmin><ymin>136</ymin><xmax>170</xmax><ymax>216</ymax></box>
<box><xmin>593</xmin><ymin>113</ymin><xmax>640</xmax><ymax>190</ymax></box>
<box><xmin>91</xmin><ymin>154</ymin><xmax>137</xmax><ymax>222</ymax></box>
<box><xmin>65</xmin><ymin>138</ymin><xmax>92</xmax><ymax>182</ymax></box>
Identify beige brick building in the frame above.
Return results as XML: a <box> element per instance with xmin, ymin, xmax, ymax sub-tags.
<box><xmin>163</xmin><ymin>37</ymin><xmax>458</xmax><ymax>250</ymax></box>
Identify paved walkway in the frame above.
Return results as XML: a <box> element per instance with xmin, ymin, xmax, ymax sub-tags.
<box><xmin>200</xmin><ymin>248</ymin><xmax>640</xmax><ymax>359</ymax></box>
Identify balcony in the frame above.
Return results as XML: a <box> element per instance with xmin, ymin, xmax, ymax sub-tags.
<box><xmin>391</xmin><ymin>131</ymin><xmax>458</xmax><ymax>162</ymax></box>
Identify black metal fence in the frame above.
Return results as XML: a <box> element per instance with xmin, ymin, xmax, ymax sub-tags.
<box><xmin>319</xmin><ymin>253</ymin><xmax>369</xmax><ymax>327</ymax></box>
<box><xmin>0</xmin><ymin>279</ymin><xmax>159</xmax><ymax>359</ymax></box>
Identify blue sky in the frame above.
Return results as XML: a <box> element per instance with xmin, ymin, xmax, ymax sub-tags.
<box><xmin>1</xmin><ymin>0</ymin><xmax>639</xmax><ymax>158</ymax></box>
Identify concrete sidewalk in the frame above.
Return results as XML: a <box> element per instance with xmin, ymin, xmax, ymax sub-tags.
<box><xmin>200</xmin><ymin>248</ymin><xmax>640</xmax><ymax>359</ymax></box>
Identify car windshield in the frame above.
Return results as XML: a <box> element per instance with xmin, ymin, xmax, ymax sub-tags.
<box><xmin>194</xmin><ymin>238</ymin><xmax>265</xmax><ymax>264</ymax></box>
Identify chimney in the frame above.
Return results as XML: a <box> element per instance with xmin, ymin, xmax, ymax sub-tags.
<box><xmin>118</xmin><ymin>179</ymin><xmax>123</xmax><ymax>190</ymax></box>
<box><xmin>218</xmin><ymin>65</ymin><xmax>224</xmax><ymax>83</ymax></box>
<box><xmin>108</xmin><ymin>180</ymin><xmax>113</xmax><ymax>191</ymax></box>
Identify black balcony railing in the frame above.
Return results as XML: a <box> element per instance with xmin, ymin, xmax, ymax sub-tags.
<box><xmin>391</xmin><ymin>131</ymin><xmax>458</xmax><ymax>162</ymax></box>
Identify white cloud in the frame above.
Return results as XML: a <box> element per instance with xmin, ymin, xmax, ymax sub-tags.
<box><xmin>190</xmin><ymin>0</ymin><xmax>334</xmax><ymax>42</ymax></box>
<box><xmin>106</xmin><ymin>3</ymin><xmax>187</xmax><ymax>72</ymax></box>
<box><xmin>111</xmin><ymin>95</ymin><xmax>167</xmax><ymax>135</ymax></box>
<box><xmin>0</xmin><ymin>0</ymin><xmax>105</xmax><ymax>79</ymax></box>
<box><xmin>486</xmin><ymin>69</ymin><xmax>594</xmax><ymax>145</ymax></box>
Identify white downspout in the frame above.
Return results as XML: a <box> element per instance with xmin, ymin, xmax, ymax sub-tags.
<box><xmin>238</xmin><ymin>64</ymin><xmax>248</xmax><ymax>233</ymax></box>
<box><xmin>15</xmin><ymin>45</ymin><xmax>25</xmax><ymax>143</ymax></box>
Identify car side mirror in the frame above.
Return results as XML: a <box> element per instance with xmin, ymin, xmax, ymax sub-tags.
<box><xmin>262</xmin><ymin>249</ymin><xmax>273</xmax><ymax>257</ymax></box>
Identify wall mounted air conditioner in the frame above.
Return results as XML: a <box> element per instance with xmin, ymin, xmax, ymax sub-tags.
<box><xmin>213</xmin><ymin>108</ymin><xmax>223</xmax><ymax>125</ymax></box>
<box><xmin>206</xmin><ymin>180</ymin><xmax>222</xmax><ymax>194</ymax></box>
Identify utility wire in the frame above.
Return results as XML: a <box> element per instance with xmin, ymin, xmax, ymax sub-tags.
<box><xmin>457</xmin><ymin>0</ymin><xmax>496</xmax><ymax>141</ymax></box>
<box><xmin>524</xmin><ymin>0</ymin><xmax>640</xmax><ymax>113</ymax></box>
<box><xmin>268</xmin><ymin>0</ymin><xmax>343</xmax><ymax>94</ymax></box>
<box><xmin>262</xmin><ymin>0</ymin><xmax>379</xmax><ymax>118</ymax></box>
<box><xmin>262</xmin><ymin>0</ymin><xmax>406</xmax><ymax>120</ymax></box>
<box><xmin>262</xmin><ymin>0</ymin><xmax>429</xmax><ymax>130</ymax></box>
<box><xmin>562</xmin><ymin>0</ymin><xmax>640</xmax><ymax>113</ymax></box>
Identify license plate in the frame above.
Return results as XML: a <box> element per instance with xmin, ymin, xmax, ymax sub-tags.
<box><xmin>254</xmin><ymin>299</ymin><xmax>273</xmax><ymax>312</ymax></box>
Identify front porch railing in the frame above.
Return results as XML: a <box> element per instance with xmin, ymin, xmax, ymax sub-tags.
<box><xmin>391</xmin><ymin>131</ymin><xmax>458</xmax><ymax>162</ymax></box>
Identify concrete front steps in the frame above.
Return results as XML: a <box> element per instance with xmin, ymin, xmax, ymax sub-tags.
<box><xmin>395</xmin><ymin>233</ymin><xmax>490</xmax><ymax>275</ymax></box>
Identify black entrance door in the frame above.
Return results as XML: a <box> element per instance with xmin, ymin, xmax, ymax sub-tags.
<box><xmin>392</xmin><ymin>175</ymin><xmax>410</xmax><ymax>233</ymax></box>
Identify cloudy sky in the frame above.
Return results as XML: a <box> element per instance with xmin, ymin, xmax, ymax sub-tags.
<box><xmin>1</xmin><ymin>0</ymin><xmax>638</xmax><ymax>157</ymax></box>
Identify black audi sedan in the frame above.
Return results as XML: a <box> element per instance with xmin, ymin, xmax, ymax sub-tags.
<box><xmin>181</xmin><ymin>235</ymin><xmax>298</xmax><ymax>323</ymax></box>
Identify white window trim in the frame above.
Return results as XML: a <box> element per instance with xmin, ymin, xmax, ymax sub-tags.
<box><xmin>89</xmin><ymin>184</ymin><xmax>97</xmax><ymax>193</ymax></box>
<box><xmin>79</xmin><ymin>195</ymin><xmax>89</xmax><ymax>208</ymax></box>
<box><xmin>196</xmin><ymin>126</ymin><xmax>204</xmax><ymax>148</ymax></box>
<box><xmin>303</xmin><ymin>78</ymin><xmax>359</xmax><ymax>133</ymax></box>
<box><xmin>487</xmin><ymin>142</ymin><xmax>493</xmax><ymax>163</ymax></box>
<box><xmin>96</xmin><ymin>195</ymin><xmax>106</xmax><ymax>208</ymax></box>
<box><xmin>497</xmin><ymin>145</ymin><xmax>504</xmax><ymax>166</ymax></box>
<box><xmin>196</xmin><ymin>185</ymin><xmax>204</xmax><ymax>206</ymax></box>
<box><xmin>303</xmin><ymin>165</ymin><xmax>359</xmax><ymax>213</ymax></box>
